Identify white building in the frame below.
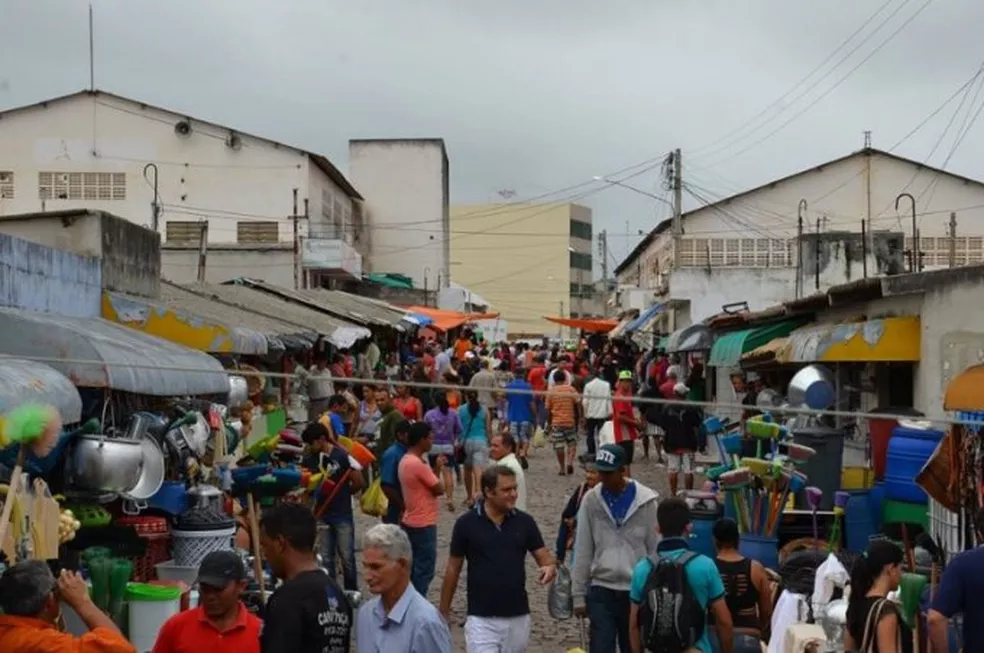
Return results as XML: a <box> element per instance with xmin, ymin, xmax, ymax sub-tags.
<box><xmin>0</xmin><ymin>89</ymin><xmax>365</xmax><ymax>287</ymax></box>
<box><xmin>614</xmin><ymin>148</ymin><xmax>984</xmax><ymax>329</ymax></box>
<box><xmin>348</xmin><ymin>139</ymin><xmax>450</xmax><ymax>293</ymax></box>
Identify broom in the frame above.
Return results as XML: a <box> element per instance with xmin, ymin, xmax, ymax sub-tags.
<box><xmin>805</xmin><ymin>486</ymin><xmax>823</xmax><ymax>551</ymax></box>
<box><xmin>0</xmin><ymin>404</ymin><xmax>61</xmax><ymax>552</ymax></box>
<box><xmin>719</xmin><ymin>468</ymin><xmax>753</xmax><ymax>533</ymax></box>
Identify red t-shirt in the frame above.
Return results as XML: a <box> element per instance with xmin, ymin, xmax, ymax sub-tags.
<box><xmin>659</xmin><ymin>380</ymin><xmax>677</xmax><ymax>399</ymax></box>
<box><xmin>528</xmin><ymin>366</ymin><xmax>547</xmax><ymax>392</ymax></box>
<box><xmin>152</xmin><ymin>604</ymin><xmax>261</xmax><ymax>653</ymax></box>
<box><xmin>612</xmin><ymin>389</ymin><xmax>638</xmax><ymax>442</ymax></box>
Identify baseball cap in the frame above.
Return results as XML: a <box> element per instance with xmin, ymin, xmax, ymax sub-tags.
<box><xmin>197</xmin><ymin>550</ymin><xmax>247</xmax><ymax>588</ymax></box>
<box><xmin>617</xmin><ymin>370</ymin><xmax>633</xmax><ymax>381</ymax></box>
<box><xmin>673</xmin><ymin>382</ymin><xmax>690</xmax><ymax>396</ymax></box>
<box><xmin>594</xmin><ymin>443</ymin><xmax>627</xmax><ymax>472</ymax></box>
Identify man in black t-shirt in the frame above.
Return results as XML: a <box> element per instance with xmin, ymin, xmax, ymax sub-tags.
<box><xmin>438</xmin><ymin>465</ymin><xmax>556</xmax><ymax>651</ymax></box>
<box><xmin>259</xmin><ymin>504</ymin><xmax>352</xmax><ymax>653</ymax></box>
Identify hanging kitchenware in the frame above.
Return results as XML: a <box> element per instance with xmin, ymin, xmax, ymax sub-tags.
<box><xmin>122</xmin><ymin>436</ymin><xmax>167</xmax><ymax>502</ymax></box>
<box><xmin>66</xmin><ymin>435</ymin><xmax>145</xmax><ymax>494</ymax></box>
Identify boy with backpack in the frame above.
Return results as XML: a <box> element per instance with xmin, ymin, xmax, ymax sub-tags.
<box><xmin>628</xmin><ymin>497</ymin><xmax>734</xmax><ymax>653</ymax></box>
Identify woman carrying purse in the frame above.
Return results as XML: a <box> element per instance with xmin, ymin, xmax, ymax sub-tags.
<box><xmin>844</xmin><ymin>539</ymin><xmax>910</xmax><ymax>653</ymax></box>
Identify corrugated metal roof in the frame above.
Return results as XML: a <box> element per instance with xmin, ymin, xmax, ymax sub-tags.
<box><xmin>0</xmin><ymin>358</ymin><xmax>83</xmax><ymax>423</ymax></box>
<box><xmin>0</xmin><ymin>307</ymin><xmax>229</xmax><ymax>396</ymax></box>
<box><xmin>159</xmin><ymin>282</ymin><xmax>319</xmax><ymax>352</ymax></box>
<box><xmin>178</xmin><ymin>282</ymin><xmax>371</xmax><ymax>347</ymax></box>
<box><xmin>234</xmin><ymin>279</ymin><xmax>407</xmax><ymax>329</ymax></box>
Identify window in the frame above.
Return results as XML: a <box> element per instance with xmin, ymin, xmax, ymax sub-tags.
<box><xmin>165</xmin><ymin>221</ymin><xmax>204</xmax><ymax>244</ymax></box>
<box><xmin>237</xmin><ymin>221</ymin><xmax>280</xmax><ymax>244</ymax></box>
<box><xmin>0</xmin><ymin>172</ymin><xmax>13</xmax><ymax>199</ymax></box>
<box><xmin>570</xmin><ymin>250</ymin><xmax>592</xmax><ymax>271</ymax></box>
<box><xmin>569</xmin><ymin>219</ymin><xmax>592</xmax><ymax>241</ymax></box>
<box><xmin>38</xmin><ymin>171</ymin><xmax>126</xmax><ymax>200</ymax></box>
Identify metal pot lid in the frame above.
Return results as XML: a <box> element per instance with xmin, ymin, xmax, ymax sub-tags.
<box><xmin>187</xmin><ymin>483</ymin><xmax>223</xmax><ymax>497</ymax></box>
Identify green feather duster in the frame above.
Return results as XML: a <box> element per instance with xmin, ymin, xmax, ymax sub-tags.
<box><xmin>0</xmin><ymin>403</ymin><xmax>55</xmax><ymax>447</ymax></box>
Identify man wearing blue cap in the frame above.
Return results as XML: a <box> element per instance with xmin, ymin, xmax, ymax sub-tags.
<box><xmin>571</xmin><ymin>443</ymin><xmax>658</xmax><ymax>653</ymax></box>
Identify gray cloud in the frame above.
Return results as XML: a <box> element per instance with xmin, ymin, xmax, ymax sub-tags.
<box><xmin>2</xmin><ymin>0</ymin><xmax>983</xmax><ymax>264</ymax></box>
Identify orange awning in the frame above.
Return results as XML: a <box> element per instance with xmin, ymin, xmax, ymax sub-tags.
<box><xmin>543</xmin><ymin>316</ymin><xmax>619</xmax><ymax>333</ymax></box>
<box><xmin>404</xmin><ymin>306</ymin><xmax>500</xmax><ymax>332</ymax></box>
<box><xmin>944</xmin><ymin>363</ymin><xmax>984</xmax><ymax>411</ymax></box>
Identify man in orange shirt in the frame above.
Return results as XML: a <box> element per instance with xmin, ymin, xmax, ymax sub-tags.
<box><xmin>454</xmin><ymin>332</ymin><xmax>473</xmax><ymax>362</ymax></box>
<box><xmin>546</xmin><ymin>369</ymin><xmax>581</xmax><ymax>476</ymax></box>
<box><xmin>0</xmin><ymin>561</ymin><xmax>134</xmax><ymax>653</ymax></box>
<box><xmin>398</xmin><ymin>421</ymin><xmax>446</xmax><ymax>596</ymax></box>
<box><xmin>153</xmin><ymin>551</ymin><xmax>260</xmax><ymax>653</ymax></box>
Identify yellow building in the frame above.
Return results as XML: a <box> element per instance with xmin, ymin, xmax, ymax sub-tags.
<box><xmin>450</xmin><ymin>202</ymin><xmax>594</xmax><ymax>338</ymax></box>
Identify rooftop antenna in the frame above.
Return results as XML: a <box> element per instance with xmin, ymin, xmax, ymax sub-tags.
<box><xmin>88</xmin><ymin>3</ymin><xmax>95</xmax><ymax>91</ymax></box>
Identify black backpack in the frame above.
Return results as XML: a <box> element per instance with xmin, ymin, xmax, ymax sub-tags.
<box><xmin>639</xmin><ymin>551</ymin><xmax>705</xmax><ymax>653</ymax></box>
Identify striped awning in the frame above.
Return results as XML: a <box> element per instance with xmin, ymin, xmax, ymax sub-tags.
<box><xmin>707</xmin><ymin>320</ymin><xmax>802</xmax><ymax>368</ymax></box>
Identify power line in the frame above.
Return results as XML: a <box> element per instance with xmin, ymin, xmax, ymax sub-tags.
<box><xmin>688</xmin><ymin>0</ymin><xmax>902</xmax><ymax>158</ymax></box>
<box><xmin>701</xmin><ymin>0</ymin><xmax>935</xmax><ymax>166</ymax></box>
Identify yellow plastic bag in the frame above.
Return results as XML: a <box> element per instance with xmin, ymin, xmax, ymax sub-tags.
<box><xmin>532</xmin><ymin>426</ymin><xmax>547</xmax><ymax>449</ymax></box>
<box><xmin>360</xmin><ymin>477</ymin><xmax>388</xmax><ymax>517</ymax></box>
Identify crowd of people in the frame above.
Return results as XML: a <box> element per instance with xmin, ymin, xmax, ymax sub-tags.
<box><xmin>1</xmin><ymin>331</ymin><xmax>975</xmax><ymax>653</ymax></box>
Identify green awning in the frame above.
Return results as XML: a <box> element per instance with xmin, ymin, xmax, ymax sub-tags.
<box><xmin>707</xmin><ymin>320</ymin><xmax>801</xmax><ymax>367</ymax></box>
<box><xmin>365</xmin><ymin>273</ymin><xmax>414</xmax><ymax>290</ymax></box>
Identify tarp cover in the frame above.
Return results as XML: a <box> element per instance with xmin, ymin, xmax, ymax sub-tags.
<box><xmin>0</xmin><ymin>308</ymin><xmax>229</xmax><ymax>397</ymax></box>
<box><xmin>543</xmin><ymin>316</ymin><xmax>619</xmax><ymax>333</ymax></box>
<box><xmin>404</xmin><ymin>306</ymin><xmax>500</xmax><ymax>332</ymax></box>
<box><xmin>0</xmin><ymin>358</ymin><xmax>82</xmax><ymax>423</ymax></box>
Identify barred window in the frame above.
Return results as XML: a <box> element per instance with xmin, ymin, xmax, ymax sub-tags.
<box><xmin>236</xmin><ymin>221</ymin><xmax>280</xmax><ymax>244</ymax></box>
<box><xmin>38</xmin><ymin>171</ymin><xmax>126</xmax><ymax>200</ymax></box>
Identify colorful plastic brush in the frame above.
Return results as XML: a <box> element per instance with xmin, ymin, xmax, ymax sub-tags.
<box><xmin>827</xmin><ymin>490</ymin><xmax>850</xmax><ymax>551</ymax></box>
<box><xmin>719</xmin><ymin>468</ymin><xmax>753</xmax><ymax>533</ymax></box>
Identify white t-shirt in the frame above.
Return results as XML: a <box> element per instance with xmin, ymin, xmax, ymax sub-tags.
<box><xmin>596</xmin><ymin>420</ymin><xmax>616</xmax><ymax>448</ymax></box>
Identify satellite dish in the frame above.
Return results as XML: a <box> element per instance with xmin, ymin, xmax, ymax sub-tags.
<box><xmin>174</xmin><ymin>120</ymin><xmax>192</xmax><ymax>137</ymax></box>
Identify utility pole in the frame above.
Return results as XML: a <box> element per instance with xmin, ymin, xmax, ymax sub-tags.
<box><xmin>196</xmin><ymin>220</ymin><xmax>208</xmax><ymax>283</ymax></box>
<box><xmin>949</xmin><ymin>212</ymin><xmax>957</xmax><ymax>268</ymax></box>
<box><xmin>672</xmin><ymin>149</ymin><xmax>683</xmax><ymax>267</ymax></box>
<box><xmin>863</xmin><ymin>131</ymin><xmax>873</xmax><ymax>225</ymax></box>
<box><xmin>291</xmin><ymin>188</ymin><xmax>300</xmax><ymax>290</ymax></box>
<box><xmin>558</xmin><ymin>301</ymin><xmax>564</xmax><ymax>339</ymax></box>
<box><xmin>796</xmin><ymin>199</ymin><xmax>807</xmax><ymax>299</ymax></box>
<box><xmin>302</xmin><ymin>198</ymin><xmax>310</xmax><ymax>289</ymax></box>
<box><xmin>598</xmin><ymin>230</ymin><xmax>609</xmax><ymax>317</ymax></box>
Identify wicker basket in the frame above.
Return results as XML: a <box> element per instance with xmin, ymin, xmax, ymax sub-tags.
<box><xmin>171</xmin><ymin>527</ymin><xmax>236</xmax><ymax>568</ymax></box>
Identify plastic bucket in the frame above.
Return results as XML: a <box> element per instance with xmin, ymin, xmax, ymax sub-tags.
<box><xmin>689</xmin><ymin>513</ymin><xmax>718</xmax><ymax>559</ymax></box>
<box><xmin>739</xmin><ymin>534</ymin><xmax>779</xmax><ymax>571</ymax></box>
<box><xmin>127</xmin><ymin>583</ymin><xmax>182</xmax><ymax>653</ymax></box>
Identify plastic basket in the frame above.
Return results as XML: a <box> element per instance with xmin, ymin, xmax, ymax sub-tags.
<box><xmin>171</xmin><ymin>527</ymin><xmax>236</xmax><ymax>568</ymax></box>
<box><xmin>117</xmin><ymin>516</ymin><xmax>169</xmax><ymax>536</ymax></box>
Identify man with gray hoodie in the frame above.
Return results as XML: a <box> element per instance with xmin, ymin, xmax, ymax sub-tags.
<box><xmin>572</xmin><ymin>443</ymin><xmax>659</xmax><ymax>653</ymax></box>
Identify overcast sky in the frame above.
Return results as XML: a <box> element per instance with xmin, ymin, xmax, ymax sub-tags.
<box><xmin>2</xmin><ymin>0</ymin><xmax>983</xmax><ymax>264</ymax></box>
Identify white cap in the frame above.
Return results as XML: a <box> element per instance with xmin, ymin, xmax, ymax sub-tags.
<box><xmin>464</xmin><ymin>351</ymin><xmax>476</xmax><ymax>359</ymax></box>
<box><xmin>673</xmin><ymin>382</ymin><xmax>690</xmax><ymax>396</ymax></box>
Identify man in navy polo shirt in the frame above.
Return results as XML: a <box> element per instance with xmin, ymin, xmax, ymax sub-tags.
<box><xmin>928</xmin><ymin>507</ymin><xmax>984</xmax><ymax>653</ymax></box>
<box><xmin>439</xmin><ymin>466</ymin><xmax>556</xmax><ymax>653</ymax></box>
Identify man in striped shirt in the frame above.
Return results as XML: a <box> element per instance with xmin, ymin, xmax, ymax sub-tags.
<box><xmin>546</xmin><ymin>370</ymin><xmax>581</xmax><ymax>476</ymax></box>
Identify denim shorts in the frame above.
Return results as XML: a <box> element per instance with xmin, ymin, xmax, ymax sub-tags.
<box><xmin>510</xmin><ymin>421</ymin><xmax>533</xmax><ymax>443</ymax></box>
<box><xmin>463</xmin><ymin>439</ymin><xmax>489</xmax><ymax>467</ymax></box>
<box><xmin>428</xmin><ymin>443</ymin><xmax>458</xmax><ymax>470</ymax></box>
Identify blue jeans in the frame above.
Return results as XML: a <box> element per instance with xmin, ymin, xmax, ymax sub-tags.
<box><xmin>403</xmin><ymin>524</ymin><xmax>437</xmax><ymax>597</ymax></box>
<box><xmin>709</xmin><ymin>631</ymin><xmax>762</xmax><ymax>653</ymax></box>
<box><xmin>586</xmin><ymin>585</ymin><xmax>631</xmax><ymax>653</ymax></box>
<box><xmin>535</xmin><ymin>398</ymin><xmax>547</xmax><ymax>428</ymax></box>
<box><xmin>318</xmin><ymin>519</ymin><xmax>357</xmax><ymax>591</ymax></box>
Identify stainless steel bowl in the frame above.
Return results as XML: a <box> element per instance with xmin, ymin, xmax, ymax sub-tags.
<box><xmin>228</xmin><ymin>376</ymin><xmax>248</xmax><ymax>409</ymax></box>
<box><xmin>787</xmin><ymin>364</ymin><xmax>835</xmax><ymax>410</ymax></box>
<box><xmin>124</xmin><ymin>436</ymin><xmax>167</xmax><ymax>501</ymax></box>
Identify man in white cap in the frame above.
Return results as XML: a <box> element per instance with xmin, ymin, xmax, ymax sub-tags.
<box><xmin>662</xmin><ymin>382</ymin><xmax>702</xmax><ymax>495</ymax></box>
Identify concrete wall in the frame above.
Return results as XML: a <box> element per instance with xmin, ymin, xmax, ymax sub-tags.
<box><xmin>0</xmin><ymin>210</ymin><xmax>160</xmax><ymax>298</ymax></box>
<box><xmin>0</xmin><ymin>91</ymin><xmax>356</xmax><ymax>246</ymax></box>
<box><xmin>359</xmin><ymin>284</ymin><xmax>429</xmax><ymax>307</ymax></box>
<box><xmin>349</xmin><ymin>139</ymin><xmax>449</xmax><ymax>289</ymax></box>
<box><xmin>0</xmin><ymin>232</ymin><xmax>101</xmax><ymax>317</ymax></box>
<box><xmin>161</xmin><ymin>245</ymin><xmax>295</xmax><ymax>287</ymax></box>
<box><xmin>99</xmin><ymin>212</ymin><xmax>160</xmax><ymax>298</ymax></box>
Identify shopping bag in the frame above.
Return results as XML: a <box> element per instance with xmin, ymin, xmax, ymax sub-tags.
<box><xmin>547</xmin><ymin>565</ymin><xmax>573</xmax><ymax>620</ymax></box>
<box><xmin>532</xmin><ymin>426</ymin><xmax>547</xmax><ymax>449</ymax></box>
<box><xmin>359</xmin><ymin>477</ymin><xmax>388</xmax><ymax>517</ymax></box>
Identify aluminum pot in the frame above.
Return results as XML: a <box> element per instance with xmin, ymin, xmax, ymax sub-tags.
<box><xmin>787</xmin><ymin>364</ymin><xmax>835</xmax><ymax>410</ymax></box>
<box><xmin>67</xmin><ymin>435</ymin><xmax>144</xmax><ymax>494</ymax></box>
<box><xmin>186</xmin><ymin>484</ymin><xmax>224</xmax><ymax>513</ymax></box>
<box><xmin>228</xmin><ymin>376</ymin><xmax>249</xmax><ymax>409</ymax></box>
